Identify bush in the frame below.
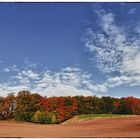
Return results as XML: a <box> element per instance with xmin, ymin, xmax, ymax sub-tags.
<box><xmin>46</xmin><ymin>112</ymin><xmax>57</xmax><ymax>124</ymax></box>
<box><xmin>31</xmin><ymin>110</ymin><xmax>48</xmax><ymax>124</ymax></box>
<box><xmin>32</xmin><ymin>110</ymin><xmax>58</xmax><ymax>124</ymax></box>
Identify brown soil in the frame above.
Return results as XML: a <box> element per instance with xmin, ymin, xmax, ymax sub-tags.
<box><xmin>0</xmin><ymin>116</ymin><xmax>140</xmax><ymax>138</ymax></box>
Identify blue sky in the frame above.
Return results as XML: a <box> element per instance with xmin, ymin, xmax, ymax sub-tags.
<box><xmin>0</xmin><ymin>2</ymin><xmax>140</xmax><ymax>97</ymax></box>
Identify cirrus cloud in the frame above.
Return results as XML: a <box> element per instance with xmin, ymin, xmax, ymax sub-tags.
<box><xmin>0</xmin><ymin>64</ymin><xmax>107</xmax><ymax>97</ymax></box>
<box><xmin>84</xmin><ymin>4</ymin><xmax>140</xmax><ymax>88</ymax></box>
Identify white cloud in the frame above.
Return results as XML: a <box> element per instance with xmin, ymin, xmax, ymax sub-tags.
<box><xmin>85</xmin><ymin>13</ymin><xmax>125</xmax><ymax>73</ymax></box>
<box><xmin>84</xmin><ymin>5</ymin><xmax>140</xmax><ymax>88</ymax></box>
<box><xmin>11</xmin><ymin>69</ymin><xmax>40</xmax><ymax>85</ymax></box>
<box><xmin>121</xmin><ymin>47</ymin><xmax>140</xmax><ymax>75</ymax></box>
<box><xmin>107</xmin><ymin>75</ymin><xmax>140</xmax><ymax>88</ymax></box>
<box><xmin>22</xmin><ymin>70</ymin><xmax>40</xmax><ymax>80</ymax></box>
<box><xmin>2</xmin><ymin>65</ymin><xmax>19</xmax><ymax>73</ymax></box>
<box><xmin>2</xmin><ymin>68</ymin><xmax>10</xmax><ymax>72</ymax></box>
<box><xmin>0</xmin><ymin>65</ymin><xmax>107</xmax><ymax>97</ymax></box>
<box><xmin>33</xmin><ymin>84</ymin><xmax>93</xmax><ymax>97</ymax></box>
<box><xmin>0</xmin><ymin>84</ymin><xmax>29</xmax><ymax>97</ymax></box>
<box><xmin>32</xmin><ymin>67</ymin><xmax>107</xmax><ymax>97</ymax></box>
<box><xmin>135</xmin><ymin>24</ymin><xmax>140</xmax><ymax>34</ymax></box>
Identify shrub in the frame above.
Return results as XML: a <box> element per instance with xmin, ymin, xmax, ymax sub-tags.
<box><xmin>46</xmin><ymin>111</ymin><xmax>57</xmax><ymax>124</ymax></box>
<box><xmin>31</xmin><ymin>110</ymin><xmax>48</xmax><ymax>124</ymax></box>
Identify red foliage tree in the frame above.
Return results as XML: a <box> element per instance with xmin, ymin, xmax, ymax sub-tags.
<box><xmin>123</xmin><ymin>97</ymin><xmax>140</xmax><ymax>115</ymax></box>
<box><xmin>39</xmin><ymin>96</ymin><xmax>77</xmax><ymax>123</ymax></box>
<box><xmin>113</xmin><ymin>97</ymin><xmax>140</xmax><ymax>115</ymax></box>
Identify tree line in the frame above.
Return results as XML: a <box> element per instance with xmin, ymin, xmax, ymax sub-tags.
<box><xmin>0</xmin><ymin>90</ymin><xmax>140</xmax><ymax>124</ymax></box>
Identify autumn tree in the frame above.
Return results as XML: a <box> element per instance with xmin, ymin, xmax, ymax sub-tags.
<box><xmin>1</xmin><ymin>90</ymin><xmax>140</xmax><ymax>124</ymax></box>
<box><xmin>124</xmin><ymin>97</ymin><xmax>140</xmax><ymax>115</ymax></box>
<box><xmin>39</xmin><ymin>96</ymin><xmax>77</xmax><ymax>123</ymax></box>
<box><xmin>0</xmin><ymin>93</ymin><xmax>15</xmax><ymax>119</ymax></box>
<box><xmin>113</xmin><ymin>97</ymin><xmax>140</xmax><ymax>115</ymax></box>
<box><xmin>14</xmin><ymin>91</ymin><xmax>42</xmax><ymax>122</ymax></box>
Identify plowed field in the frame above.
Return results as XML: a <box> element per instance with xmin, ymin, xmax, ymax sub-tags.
<box><xmin>0</xmin><ymin>116</ymin><xmax>140</xmax><ymax>138</ymax></box>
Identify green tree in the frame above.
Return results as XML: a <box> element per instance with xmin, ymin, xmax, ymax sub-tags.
<box><xmin>14</xmin><ymin>91</ymin><xmax>41</xmax><ymax>122</ymax></box>
<box><xmin>101</xmin><ymin>96</ymin><xmax>116</xmax><ymax>114</ymax></box>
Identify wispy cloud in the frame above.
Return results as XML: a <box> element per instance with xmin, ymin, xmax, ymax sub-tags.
<box><xmin>84</xmin><ymin>4</ymin><xmax>140</xmax><ymax>88</ymax></box>
<box><xmin>2</xmin><ymin>65</ymin><xmax>19</xmax><ymax>73</ymax></box>
<box><xmin>0</xmin><ymin>63</ymin><xmax>107</xmax><ymax>97</ymax></box>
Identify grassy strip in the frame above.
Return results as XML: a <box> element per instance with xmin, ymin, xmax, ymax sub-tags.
<box><xmin>62</xmin><ymin>114</ymin><xmax>135</xmax><ymax>124</ymax></box>
<box><xmin>77</xmin><ymin>114</ymin><xmax>133</xmax><ymax>120</ymax></box>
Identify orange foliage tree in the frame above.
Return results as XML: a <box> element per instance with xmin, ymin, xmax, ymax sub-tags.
<box><xmin>39</xmin><ymin>96</ymin><xmax>77</xmax><ymax>123</ymax></box>
<box><xmin>113</xmin><ymin>97</ymin><xmax>140</xmax><ymax>115</ymax></box>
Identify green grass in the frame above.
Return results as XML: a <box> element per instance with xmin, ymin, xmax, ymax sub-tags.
<box><xmin>77</xmin><ymin>114</ymin><xmax>133</xmax><ymax>120</ymax></box>
<box><xmin>61</xmin><ymin>114</ymin><xmax>137</xmax><ymax>124</ymax></box>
